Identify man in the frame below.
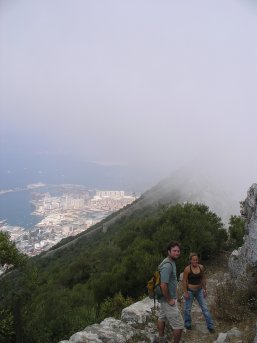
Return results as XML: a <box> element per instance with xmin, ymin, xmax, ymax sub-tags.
<box><xmin>157</xmin><ymin>241</ymin><xmax>184</xmax><ymax>343</ymax></box>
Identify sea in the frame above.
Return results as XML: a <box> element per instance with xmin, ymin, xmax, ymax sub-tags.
<box><xmin>0</xmin><ymin>156</ymin><xmax>114</xmax><ymax>229</ymax></box>
<box><xmin>0</xmin><ymin>168</ymin><xmax>121</xmax><ymax>229</ymax></box>
<box><xmin>0</xmin><ymin>189</ymin><xmax>43</xmax><ymax>229</ymax></box>
<box><xmin>0</xmin><ymin>153</ymin><xmax>147</xmax><ymax>229</ymax></box>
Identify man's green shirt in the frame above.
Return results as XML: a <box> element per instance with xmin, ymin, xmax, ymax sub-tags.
<box><xmin>158</xmin><ymin>257</ymin><xmax>177</xmax><ymax>301</ymax></box>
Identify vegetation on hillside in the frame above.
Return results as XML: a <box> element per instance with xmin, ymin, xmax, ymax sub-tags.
<box><xmin>228</xmin><ymin>214</ymin><xmax>245</xmax><ymax>248</ymax></box>
<box><xmin>0</xmin><ymin>202</ymin><xmax>230</xmax><ymax>342</ymax></box>
<box><xmin>0</xmin><ymin>231</ymin><xmax>27</xmax><ymax>268</ymax></box>
<box><xmin>213</xmin><ymin>214</ymin><xmax>257</xmax><ymax>335</ymax></box>
<box><xmin>0</xmin><ymin>231</ymin><xmax>27</xmax><ymax>342</ymax></box>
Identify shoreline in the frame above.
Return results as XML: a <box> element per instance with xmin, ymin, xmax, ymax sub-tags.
<box><xmin>0</xmin><ymin>183</ymin><xmax>46</xmax><ymax>196</ymax></box>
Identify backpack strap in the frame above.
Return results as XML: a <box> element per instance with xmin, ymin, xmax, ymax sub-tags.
<box><xmin>159</xmin><ymin>260</ymin><xmax>173</xmax><ymax>272</ymax></box>
<box><xmin>158</xmin><ymin>260</ymin><xmax>173</xmax><ymax>287</ymax></box>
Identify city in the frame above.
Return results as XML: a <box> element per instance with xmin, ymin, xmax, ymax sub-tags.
<box><xmin>0</xmin><ymin>186</ymin><xmax>138</xmax><ymax>256</ymax></box>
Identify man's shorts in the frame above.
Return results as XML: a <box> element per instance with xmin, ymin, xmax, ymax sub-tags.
<box><xmin>158</xmin><ymin>300</ymin><xmax>184</xmax><ymax>330</ymax></box>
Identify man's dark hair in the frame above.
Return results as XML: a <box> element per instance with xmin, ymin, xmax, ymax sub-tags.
<box><xmin>167</xmin><ymin>241</ymin><xmax>181</xmax><ymax>252</ymax></box>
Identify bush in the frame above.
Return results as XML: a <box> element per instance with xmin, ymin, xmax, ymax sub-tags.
<box><xmin>98</xmin><ymin>292</ymin><xmax>133</xmax><ymax>321</ymax></box>
<box><xmin>0</xmin><ymin>308</ymin><xmax>14</xmax><ymax>343</ymax></box>
<box><xmin>242</xmin><ymin>286</ymin><xmax>257</xmax><ymax>311</ymax></box>
<box><xmin>0</xmin><ymin>202</ymin><xmax>228</xmax><ymax>343</ymax></box>
<box><xmin>228</xmin><ymin>215</ymin><xmax>245</xmax><ymax>249</ymax></box>
<box><xmin>212</xmin><ymin>279</ymin><xmax>257</xmax><ymax>323</ymax></box>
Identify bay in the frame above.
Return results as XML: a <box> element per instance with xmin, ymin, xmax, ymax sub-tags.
<box><xmin>0</xmin><ymin>190</ymin><xmax>43</xmax><ymax>229</ymax></box>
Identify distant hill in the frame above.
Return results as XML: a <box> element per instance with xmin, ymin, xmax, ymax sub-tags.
<box><xmin>141</xmin><ymin>167</ymin><xmax>239</xmax><ymax>225</ymax></box>
<box><xmin>44</xmin><ymin>167</ymin><xmax>238</xmax><ymax>258</ymax></box>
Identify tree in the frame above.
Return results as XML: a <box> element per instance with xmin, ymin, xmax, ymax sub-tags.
<box><xmin>228</xmin><ymin>215</ymin><xmax>245</xmax><ymax>248</ymax></box>
<box><xmin>0</xmin><ymin>308</ymin><xmax>14</xmax><ymax>342</ymax></box>
<box><xmin>0</xmin><ymin>231</ymin><xmax>26</xmax><ymax>269</ymax></box>
<box><xmin>0</xmin><ymin>232</ymin><xmax>27</xmax><ymax>341</ymax></box>
<box><xmin>0</xmin><ymin>202</ymin><xmax>230</xmax><ymax>343</ymax></box>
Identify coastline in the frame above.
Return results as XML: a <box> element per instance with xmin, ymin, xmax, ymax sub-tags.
<box><xmin>0</xmin><ymin>182</ymin><xmax>46</xmax><ymax>196</ymax></box>
<box><xmin>0</xmin><ymin>189</ymin><xmax>44</xmax><ymax>229</ymax></box>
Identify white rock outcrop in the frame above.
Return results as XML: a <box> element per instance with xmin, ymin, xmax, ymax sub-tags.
<box><xmin>58</xmin><ymin>297</ymin><xmax>157</xmax><ymax>343</ymax></box>
<box><xmin>121</xmin><ymin>296</ymin><xmax>154</xmax><ymax>325</ymax></box>
<box><xmin>253</xmin><ymin>322</ymin><xmax>257</xmax><ymax>343</ymax></box>
<box><xmin>229</xmin><ymin>183</ymin><xmax>257</xmax><ymax>285</ymax></box>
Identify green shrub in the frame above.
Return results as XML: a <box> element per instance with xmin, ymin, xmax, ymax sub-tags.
<box><xmin>228</xmin><ymin>215</ymin><xmax>245</xmax><ymax>249</ymax></box>
<box><xmin>98</xmin><ymin>292</ymin><xmax>133</xmax><ymax>320</ymax></box>
<box><xmin>212</xmin><ymin>279</ymin><xmax>256</xmax><ymax>323</ymax></box>
<box><xmin>241</xmin><ymin>285</ymin><xmax>257</xmax><ymax>311</ymax></box>
<box><xmin>0</xmin><ymin>308</ymin><xmax>15</xmax><ymax>343</ymax></box>
<box><xmin>0</xmin><ymin>202</ymin><xmax>228</xmax><ymax>342</ymax></box>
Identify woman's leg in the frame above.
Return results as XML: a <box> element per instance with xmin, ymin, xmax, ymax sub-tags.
<box><xmin>183</xmin><ymin>290</ymin><xmax>194</xmax><ymax>328</ymax></box>
<box><xmin>195</xmin><ymin>288</ymin><xmax>214</xmax><ymax>329</ymax></box>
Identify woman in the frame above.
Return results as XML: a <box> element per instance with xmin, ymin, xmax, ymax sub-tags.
<box><xmin>182</xmin><ymin>252</ymin><xmax>214</xmax><ymax>333</ymax></box>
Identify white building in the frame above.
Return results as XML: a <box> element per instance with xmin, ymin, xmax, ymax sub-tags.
<box><xmin>96</xmin><ymin>190</ymin><xmax>125</xmax><ymax>198</ymax></box>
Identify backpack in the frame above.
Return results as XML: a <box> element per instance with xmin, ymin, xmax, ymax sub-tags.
<box><xmin>147</xmin><ymin>270</ymin><xmax>162</xmax><ymax>300</ymax></box>
<box><xmin>147</xmin><ymin>261</ymin><xmax>173</xmax><ymax>306</ymax></box>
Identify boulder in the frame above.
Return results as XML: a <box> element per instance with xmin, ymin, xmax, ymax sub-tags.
<box><xmin>121</xmin><ymin>296</ymin><xmax>154</xmax><ymax>325</ymax></box>
<box><xmin>253</xmin><ymin>322</ymin><xmax>257</xmax><ymax>343</ymax></box>
<box><xmin>58</xmin><ymin>298</ymin><xmax>157</xmax><ymax>343</ymax></box>
<box><xmin>213</xmin><ymin>332</ymin><xmax>229</xmax><ymax>343</ymax></box>
<box><xmin>228</xmin><ymin>183</ymin><xmax>257</xmax><ymax>285</ymax></box>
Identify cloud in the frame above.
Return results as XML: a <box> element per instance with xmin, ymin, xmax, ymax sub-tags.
<box><xmin>0</xmin><ymin>0</ymin><xmax>256</xmax><ymax>196</ymax></box>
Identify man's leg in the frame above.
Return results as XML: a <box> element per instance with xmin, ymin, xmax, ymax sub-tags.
<box><xmin>157</xmin><ymin>319</ymin><xmax>165</xmax><ymax>338</ymax></box>
<box><xmin>162</xmin><ymin>302</ymin><xmax>184</xmax><ymax>343</ymax></box>
<box><xmin>157</xmin><ymin>304</ymin><xmax>166</xmax><ymax>343</ymax></box>
<box><xmin>173</xmin><ymin>328</ymin><xmax>183</xmax><ymax>343</ymax></box>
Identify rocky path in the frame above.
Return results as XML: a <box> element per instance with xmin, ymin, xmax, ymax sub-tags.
<box><xmin>173</xmin><ymin>269</ymin><xmax>256</xmax><ymax>343</ymax></box>
<box><xmin>59</xmin><ymin>270</ymin><xmax>257</xmax><ymax>343</ymax></box>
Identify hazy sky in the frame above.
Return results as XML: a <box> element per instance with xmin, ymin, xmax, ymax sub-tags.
<box><xmin>0</xmin><ymin>0</ymin><xmax>257</xmax><ymax>197</ymax></box>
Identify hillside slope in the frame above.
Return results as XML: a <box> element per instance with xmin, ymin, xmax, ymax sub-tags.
<box><xmin>0</xmin><ymin>171</ymin><xmax>237</xmax><ymax>343</ymax></box>
<box><xmin>42</xmin><ymin>168</ymin><xmax>238</xmax><ymax>259</ymax></box>
<box><xmin>59</xmin><ymin>255</ymin><xmax>257</xmax><ymax>343</ymax></box>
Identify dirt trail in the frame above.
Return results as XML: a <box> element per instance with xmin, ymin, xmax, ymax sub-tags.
<box><xmin>175</xmin><ymin>270</ymin><xmax>256</xmax><ymax>343</ymax></box>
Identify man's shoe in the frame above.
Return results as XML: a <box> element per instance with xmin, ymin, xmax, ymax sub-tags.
<box><xmin>208</xmin><ymin>328</ymin><xmax>215</xmax><ymax>333</ymax></box>
<box><xmin>185</xmin><ymin>325</ymin><xmax>192</xmax><ymax>330</ymax></box>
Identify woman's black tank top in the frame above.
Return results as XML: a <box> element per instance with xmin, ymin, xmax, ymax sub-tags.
<box><xmin>188</xmin><ymin>265</ymin><xmax>203</xmax><ymax>285</ymax></box>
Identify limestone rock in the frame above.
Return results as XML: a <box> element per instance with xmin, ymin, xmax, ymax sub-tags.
<box><xmin>227</xmin><ymin>327</ymin><xmax>242</xmax><ymax>338</ymax></box>
<box><xmin>58</xmin><ymin>298</ymin><xmax>156</xmax><ymax>343</ymax></box>
<box><xmin>213</xmin><ymin>332</ymin><xmax>229</xmax><ymax>343</ymax></box>
<box><xmin>121</xmin><ymin>296</ymin><xmax>154</xmax><ymax>325</ymax></box>
<box><xmin>228</xmin><ymin>183</ymin><xmax>257</xmax><ymax>284</ymax></box>
<box><xmin>253</xmin><ymin>322</ymin><xmax>257</xmax><ymax>343</ymax></box>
